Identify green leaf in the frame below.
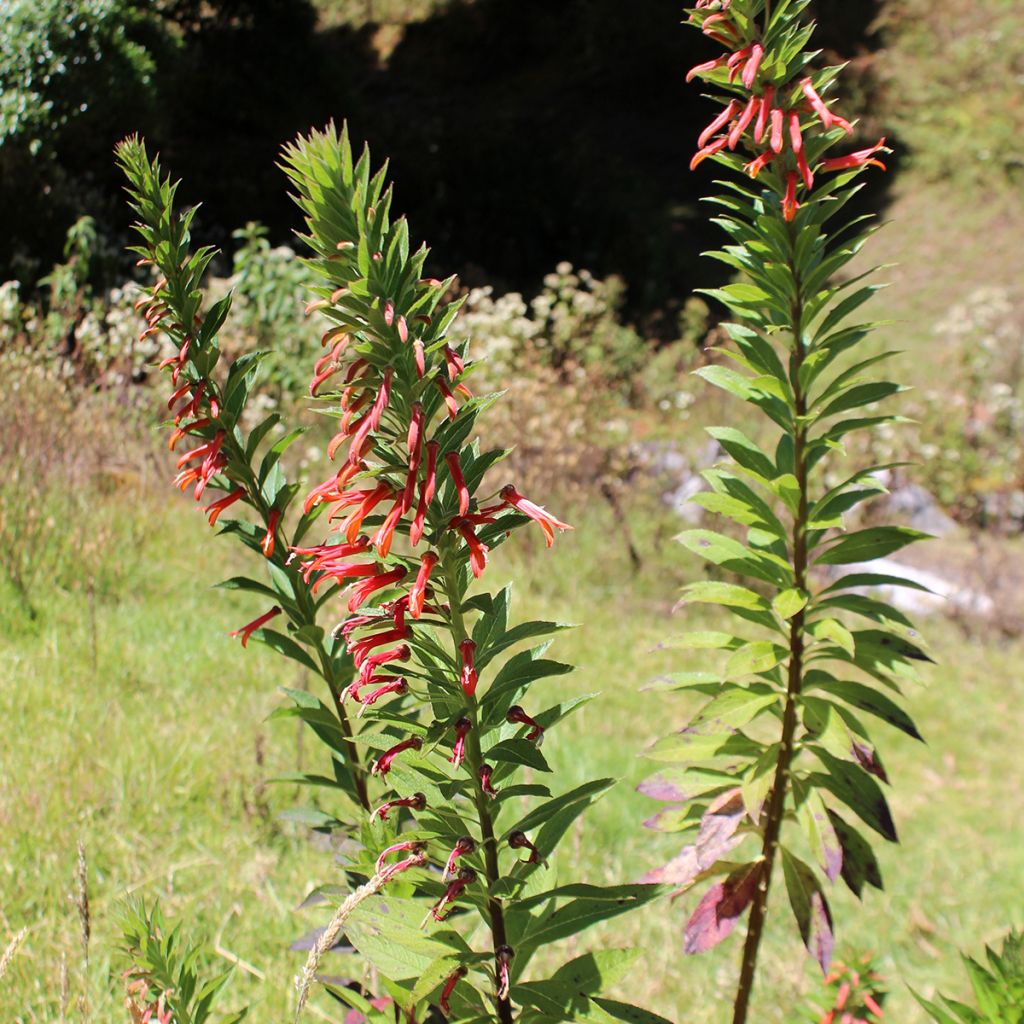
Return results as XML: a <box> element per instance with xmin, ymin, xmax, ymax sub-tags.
<box><xmin>680</xmin><ymin>582</ymin><xmax>770</xmax><ymax>612</ymax></box>
<box><xmin>725</xmin><ymin>641</ymin><xmax>788</xmax><ymax>678</ymax></box>
<box><xmin>506</xmin><ymin>779</ymin><xmax>616</xmax><ymax>840</ymax></box>
<box><xmin>773</xmin><ymin>588</ymin><xmax>808</xmax><ymax>619</ymax></box>
<box><xmin>816</xmin><ymin>526</ymin><xmax>930</xmax><ymax>565</ymax></box>
<box><xmin>253</xmin><ymin>629</ymin><xmax>319</xmax><ymax>673</ymax></box>
<box><xmin>828</xmin><ymin>811</ymin><xmax>884</xmax><ymax>897</ymax></box>
<box><xmin>807</xmin><ymin>678</ymin><xmax>922</xmax><ymax>740</ymax></box>
<box><xmin>408</xmin><ymin>955</ymin><xmax>460</xmax><ymax>1005</ymax></box>
<box><xmin>808</xmin><ymin>748</ymin><xmax>898</xmax><ymax>842</ymax></box>
<box><xmin>780</xmin><ymin>846</ymin><xmax>834</xmax><ymax>973</ymax></box>
<box><xmin>487</xmin><ymin>738</ymin><xmax>552</xmax><ymax>773</ymax></box>
<box><xmin>591</xmin><ymin>998</ymin><xmax>675</xmax><ymax>1024</ymax></box>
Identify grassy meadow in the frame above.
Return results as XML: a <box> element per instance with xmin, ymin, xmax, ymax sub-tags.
<box><xmin>1</xmin><ymin>488</ymin><xmax>1022</xmax><ymax>1022</ymax></box>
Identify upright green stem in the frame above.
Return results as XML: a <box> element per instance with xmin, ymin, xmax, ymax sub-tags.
<box><xmin>731</xmin><ymin>228</ymin><xmax>807</xmax><ymax>1024</ymax></box>
<box><xmin>439</xmin><ymin>545</ymin><xmax>514</xmax><ymax>1024</ymax></box>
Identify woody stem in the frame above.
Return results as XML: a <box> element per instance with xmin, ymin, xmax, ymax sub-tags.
<box><xmin>731</xmin><ymin>218</ymin><xmax>807</xmax><ymax>1024</ymax></box>
<box><xmin>439</xmin><ymin>544</ymin><xmax>514</xmax><ymax>1024</ymax></box>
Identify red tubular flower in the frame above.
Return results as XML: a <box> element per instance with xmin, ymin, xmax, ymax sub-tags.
<box><xmin>770</xmin><ymin>107</ymin><xmax>785</xmax><ymax>153</ymax></box>
<box><xmin>370</xmin><ymin>792</ymin><xmax>427</xmax><ymax>822</ymax></box>
<box><xmin>800</xmin><ymin>77</ymin><xmax>853</xmax><ymax>134</ymax></box>
<box><xmin>436</xmin><ymin>377</ymin><xmax>459</xmax><ymax>420</ymax></box>
<box><xmin>443</xmin><ymin>836</ymin><xmax>476</xmax><ymax>880</ymax></box>
<box><xmin>445</xmin><ymin>451</ymin><xmax>470</xmax><ymax>515</ymax></box>
<box><xmin>443</xmin><ymin>345</ymin><xmax>465</xmax><ymax>379</ymax></box>
<box><xmin>478</xmin><ymin>763</ymin><xmax>498</xmax><ymax>797</ymax></box>
<box><xmin>507</xmin><ymin>704</ymin><xmax>544</xmax><ymax>743</ymax></box>
<box><xmin>783</xmin><ymin>171</ymin><xmax>799</xmax><ymax>222</ymax></box>
<box><xmin>426</xmin><ymin>867</ymin><xmax>476</xmax><ymax>924</ymax></box>
<box><xmin>459</xmin><ymin>638</ymin><xmax>478</xmax><ymax>698</ymax></box>
<box><xmin>438</xmin><ymin>966</ymin><xmax>468</xmax><ymax>1018</ymax></box>
<box><xmin>372</xmin><ymin>735</ymin><xmax>423</xmax><ymax>776</ymax></box>
<box><xmin>229</xmin><ymin>606</ymin><xmax>281</xmax><ymax>647</ymax></box>
<box><xmin>499</xmin><ymin>484</ymin><xmax>573</xmax><ymax>547</ymax></box>
<box><xmin>379</xmin><ymin>846</ymin><xmax>427</xmax><ymax>884</ymax></box>
<box><xmin>686</xmin><ymin>55</ymin><xmax>727</xmax><ymax>82</ymax></box>
<box><xmin>376</xmin><ymin>838</ymin><xmax>423</xmax><ymax>874</ymax></box>
<box><xmin>699</xmin><ymin>99</ymin><xmax>741</xmax><ymax>148</ymax></box>
<box><xmin>726</xmin><ymin>44</ymin><xmax>752</xmax><ymax>83</ymax></box>
<box><xmin>410</xmin><ymin>552</ymin><xmax>438</xmax><ymax>619</ymax></box>
<box><xmin>741</xmin><ymin>42</ymin><xmax>763</xmax><ymax>89</ymax></box>
<box><xmin>168</xmin><ymin>417</ymin><xmax>210</xmax><ymax>451</ymax></box>
<box><xmin>403</xmin><ymin>403</ymin><xmax>425</xmax><ymax>509</ymax></box>
<box><xmin>508</xmin><ymin>830</ymin><xmax>545</xmax><ymax>865</ymax></box>
<box><xmin>413</xmin><ymin>338</ymin><xmax>426</xmax><ymax>377</ymax></box>
<box><xmin>728</xmin><ymin>94</ymin><xmax>760</xmax><ymax>150</ymax></box>
<box><xmin>373</xmin><ymin>498</ymin><xmax>405</xmax><ymax>558</ymax></box>
<box><xmin>411</xmin><ymin>441</ymin><xmax>440</xmax><ymax>547</ymax></box>
<box><xmin>358</xmin><ymin>649</ymin><xmax>411</xmax><ymax>691</ymax></box>
<box><xmin>797</xmin><ymin>147</ymin><xmax>815</xmax><ymax>190</ymax></box>
<box><xmin>340</xmin><ymin>483</ymin><xmax>393</xmax><ymax>544</ymax></box>
<box><xmin>452</xmin><ymin>518</ymin><xmax>489</xmax><ymax>578</ymax></box>
<box><xmin>820</xmin><ymin>139</ymin><xmax>889</xmax><ymax>173</ymax></box>
<box><xmin>744</xmin><ymin>149</ymin><xmax>776</xmax><ymax>179</ymax></box>
<box><xmin>788</xmin><ymin>111</ymin><xmax>804</xmax><ymax>153</ymax></box>
<box><xmin>496</xmin><ymin>946</ymin><xmax>514</xmax><ymax>1001</ymax></box>
<box><xmin>204</xmin><ymin>487</ymin><xmax>245</xmax><ymax>525</ymax></box>
<box><xmin>347</xmin><ymin>565</ymin><xmax>409</xmax><ymax>613</ymax></box>
<box><xmin>690</xmin><ymin>136</ymin><xmax>729</xmax><ymax>171</ymax></box>
<box><xmin>450</xmin><ymin>716</ymin><xmax>472</xmax><ymax>768</ymax></box>
<box><xmin>358</xmin><ymin>677</ymin><xmax>408</xmax><ymax>716</ymax></box>
<box><xmin>754</xmin><ymin>85</ymin><xmax>774</xmax><ymax>144</ymax></box>
<box><xmin>261</xmin><ymin>509</ymin><xmax>280</xmax><ymax>558</ymax></box>
<box><xmin>348</xmin><ymin>626</ymin><xmax>410</xmax><ymax>666</ymax></box>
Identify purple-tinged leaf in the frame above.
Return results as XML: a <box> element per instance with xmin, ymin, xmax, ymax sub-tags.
<box><xmin>851</xmin><ymin>741</ymin><xmax>889</xmax><ymax>784</ymax></box>
<box><xmin>780</xmin><ymin>847</ymin><xmax>835</xmax><ymax>974</ymax></box>
<box><xmin>795</xmin><ymin>787</ymin><xmax>843</xmax><ymax>883</ymax></box>
<box><xmin>827</xmin><ymin>810</ymin><xmax>884</xmax><ymax>897</ymax></box>
<box><xmin>637</xmin><ymin>774</ymin><xmax>690</xmax><ymax>803</ymax></box>
<box><xmin>684</xmin><ymin>862</ymin><xmax>763</xmax><ymax>954</ymax></box>
<box><xmin>637</xmin><ymin>768</ymin><xmax>735</xmax><ymax>804</ymax></box>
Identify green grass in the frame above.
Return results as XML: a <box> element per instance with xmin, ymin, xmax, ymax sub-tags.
<box><xmin>1</xmin><ymin>492</ymin><xmax>1021</xmax><ymax>1023</ymax></box>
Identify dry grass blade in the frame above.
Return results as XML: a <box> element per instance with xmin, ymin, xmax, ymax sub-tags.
<box><xmin>73</xmin><ymin>840</ymin><xmax>91</xmax><ymax>966</ymax></box>
<box><xmin>0</xmin><ymin>928</ymin><xmax>28</xmax><ymax>983</ymax></box>
<box><xmin>293</xmin><ymin>871</ymin><xmax>391</xmax><ymax>1022</ymax></box>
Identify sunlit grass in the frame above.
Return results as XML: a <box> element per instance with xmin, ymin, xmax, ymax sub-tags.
<box><xmin>1</xmin><ymin>492</ymin><xmax>1021</xmax><ymax>1022</ymax></box>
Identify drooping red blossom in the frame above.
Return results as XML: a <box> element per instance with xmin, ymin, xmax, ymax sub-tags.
<box><xmin>445</xmin><ymin>451</ymin><xmax>470</xmax><ymax>516</ymax></box>
<box><xmin>229</xmin><ymin>606</ymin><xmax>281</xmax><ymax>647</ymax></box>
<box><xmin>409</xmin><ymin>552</ymin><xmax>438</xmax><ymax>619</ymax></box>
<box><xmin>507</xmin><ymin>705</ymin><xmax>545</xmax><ymax>743</ymax></box>
<box><xmin>261</xmin><ymin>508</ymin><xmax>280</xmax><ymax>558</ymax></box>
<box><xmin>347</xmin><ymin>565</ymin><xmax>409</xmax><ymax>613</ymax></box>
<box><xmin>371</xmin><ymin>735</ymin><xmax>423</xmax><ymax>776</ymax></box>
<box><xmin>499</xmin><ymin>485</ymin><xmax>573</xmax><ymax>547</ymax></box>
<box><xmin>425</xmin><ymin>868</ymin><xmax>476</xmax><ymax>924</ymax></box>
<box><xmin>357</xmin><ymin>642</ymin><xmax>411</xmax><ymax>684</ymax></box>
<box><xmin>443</xmin><ymin>836</ymin><xmax>476</xmax><ymax>880</ymax></box>
<box><xmin>370</xmin><ymin>792</ymin><xmax>427</xmax><ymax>823</ymax></box>
<box><xmin>459</xmin><ymin>638</ymin><xmax>478</xmax><ymax>698</ymax></box>
<box><xmin>449</xmin><ymin>517</ymin><xmax>488</xmax><ymax>578</ymax></box>
<box><xmin>508</xmin><ymin>830</ymin><xmax>544</xmax><ymax>865</ymax></box>
<box><xmin>478</xmin><ymin>763</ymin><xmax>498</xmax><ymax>798</ymax></box>
<box><xmin>450</xmin><ymin>716</ymin><xmax>472</xmax><ymax>768</ymax></box>
<box><xmin>204</xmin><ymin>487</ymin><xmax>245</xmax><ymax>526</ymax></box>
<box><xmin>495</xmin><ymin>945</ymin><xmax>514</xmax><ymax>1001</ymax></box>
<box><xmin>438</xmin><ymin>965</ymin><xmax>468</xmax><ymax>1018</ymax></box>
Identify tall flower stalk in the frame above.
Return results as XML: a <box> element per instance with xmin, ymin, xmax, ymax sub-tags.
<box><xmin>116</xmin><ymin>137</ymin><xmax>373</xmax><ymax>814</ymax></box>
<box><xmin>642</xmin><ymin>3</ymin><xmax>928</xmax><ymax>1022</ymax></box>
<box><xmin>279</xmin><ymin>123</ymin><xmax>664</xmax><ymax>1024</ymax></box>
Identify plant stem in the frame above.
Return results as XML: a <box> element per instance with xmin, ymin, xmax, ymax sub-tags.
<box><xmin>440</xmin><ymin>546</ymin><xmax>515</xmax><ymax>1024</ymax></box>
<box><xmin>731</xmin><ymin>228</ymin><xmax>808</xmax><ymax>1024</ymax></box>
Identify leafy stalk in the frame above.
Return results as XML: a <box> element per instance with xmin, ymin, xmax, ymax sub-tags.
<box><xmin>642</xmin><ymin>3</ymin><xmax>930</xmax><ymax>1020</ymax></box>
<box><xmin>115</xmin><ymin>137</ymin><xmax>372</xmax><ymax>814</ymax></box>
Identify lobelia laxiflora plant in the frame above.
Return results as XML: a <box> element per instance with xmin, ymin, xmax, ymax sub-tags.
<box><xmin>116</xmin><ymin>126</ymin><xmax>666</xmax><ymax>1024</ymax></box>
<box><xmin>280</xmin><ymin>122</ymin><xmax>665</xmax><ymax>1024</ymax></box>
<box><xmin>641</xmin><ymin>2</ymin><xmax>930</xmax><ymax>1021</ymax></box>
<box><xmin>116</xmin><ymin>136</ymin><xmax>376</xmax><ymax>816</ymax></box>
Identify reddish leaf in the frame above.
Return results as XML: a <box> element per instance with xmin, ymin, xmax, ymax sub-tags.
<box><xmin>851</xmin><ymin>742</ymin><xmax>889</xmax><ymax>784</ymax></box>
<box><xmin>684</xmin><ymin>862</ymin><xmax>763</xmax><ymax>954</ymax></box>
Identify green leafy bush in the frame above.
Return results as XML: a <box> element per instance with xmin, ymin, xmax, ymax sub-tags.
<box><xmin>916</xmin><ymin>930</ymin><xmax>1024</xmax><ymax>1024</ymax></box>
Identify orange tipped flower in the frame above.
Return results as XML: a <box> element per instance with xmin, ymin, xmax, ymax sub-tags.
<box><xmin>500</xmin><ymin>485</ymin><xmax>573</xmax><ymax>547</ymax></box>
